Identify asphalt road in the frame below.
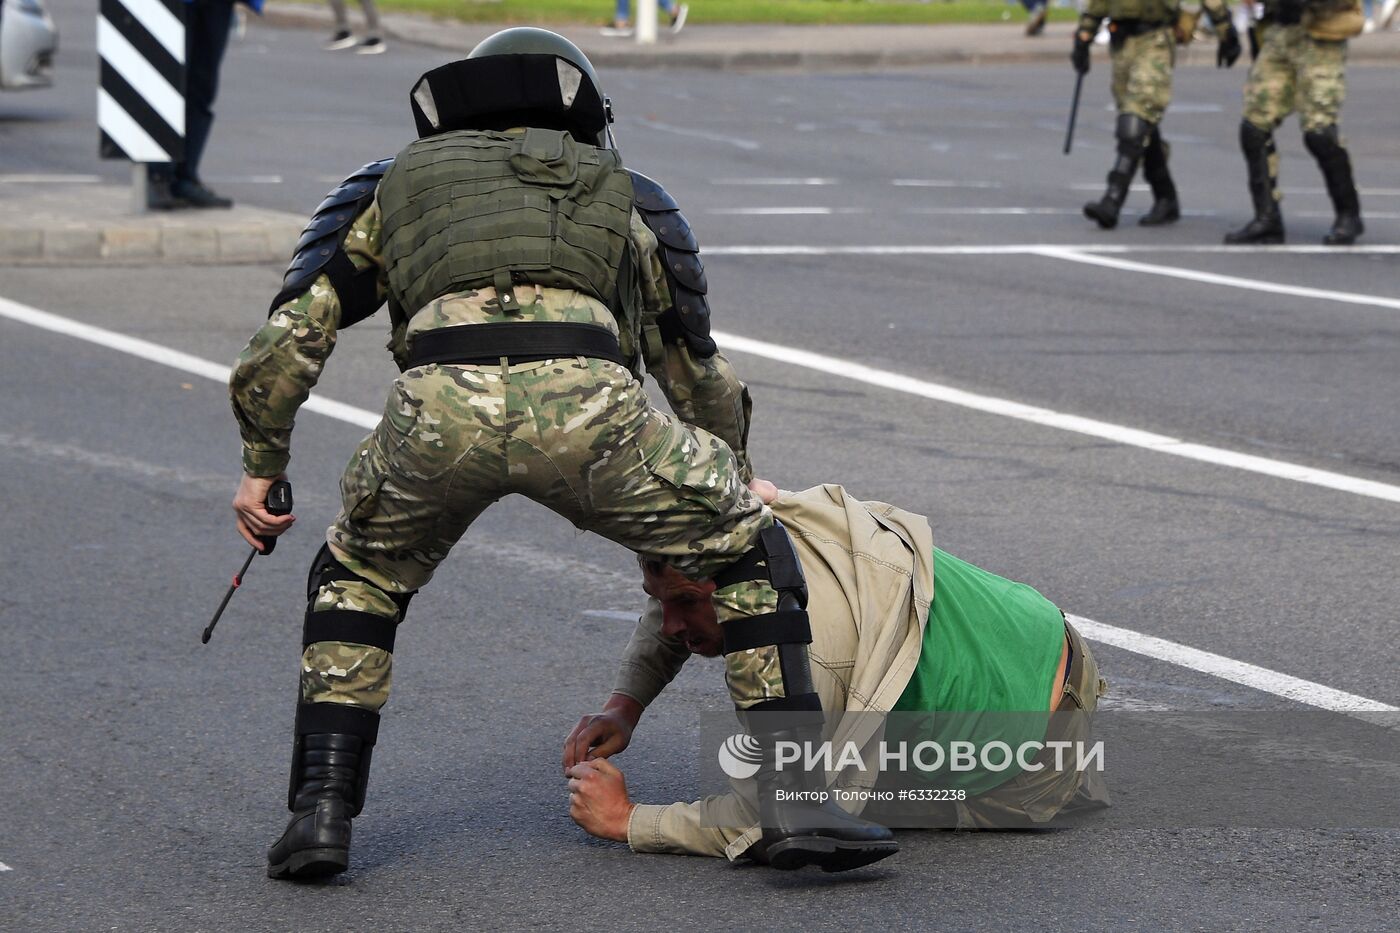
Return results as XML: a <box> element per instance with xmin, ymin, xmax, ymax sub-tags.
<box><xmin>1</xmin><ymin>6</ymin><xmax>1398</xmax><ymax>932</ymax></box>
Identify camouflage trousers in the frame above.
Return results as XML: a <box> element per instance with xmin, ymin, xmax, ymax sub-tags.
<box><xmin>1243</xmin><ymin>24</ymin><xmax>1347</xmax><ymax>134</ymax></box>
<box><xmin>300</xmin><ymin>356</ymin><xmax>785</xmax><ymax>713</ymax></box>
<box><xmin>1111</xmin><ymin>27</ymin><xmax>1176</xmax><ymax>124</ymax></box>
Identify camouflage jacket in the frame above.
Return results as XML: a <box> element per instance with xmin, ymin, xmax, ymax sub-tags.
<box><xmin>1081</xmin><ymin>0</ymin><xmax>1232</xmax><ymax>32</ymax></box>
<box><xmin>614</xmin><ymin>484</ymin><xmax>936</xmax><ymax>861</ymax></box>
<box><xmin>230</xmin><ymin>195</ymin><xmax>754</xmax><ymax>481</ymax></box>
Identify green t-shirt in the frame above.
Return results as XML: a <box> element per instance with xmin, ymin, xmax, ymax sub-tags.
<box><xmin>890</xmin><ymin>548</ymin><xmax>1066</xmax><ymax>795</ymax></box>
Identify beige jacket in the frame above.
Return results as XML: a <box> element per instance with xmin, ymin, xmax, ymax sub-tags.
<box><xmin>613</xmin><ymin>484</ymin><xmax>935</xmax><ymax>860</ymax></box>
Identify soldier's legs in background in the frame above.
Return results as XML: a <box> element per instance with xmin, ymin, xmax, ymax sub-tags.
<box><xmin>1227</xmin><ymin>27</ymin><xmax>1295</xmax><ymax>243</ymax></box>
<box><xmin>1087</xmin><ymin>31</ymin><xmax>1172</xmax><ymax>229</ymax></box>
<box><xmin>1297</xmin><ymin>39</ymin><xmax>1362</xmax><ymax>244</ymax></box>
<box><xmin>1138</xmin><ymin>125</ymin><xmax>1181</xmax><ymax>226</ymax></box>
<box><xmin>270</xmin><ymin>369</ymin><xmax>507</xmax><ymax>881</ymax></box>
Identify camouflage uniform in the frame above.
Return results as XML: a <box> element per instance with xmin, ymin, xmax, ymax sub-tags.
<box><xmin>231</xmin><ymin>190</ymin><xmax>793</xmax><ymax>716</ymax></box>
<box><xmin>1225</xmin><ymin>0</ymin><xmax>1364</xmax><ymax>244</ymax></box>
<box><xmin>1076</xmin><ymin>0</ymin><xmax>1237</xmax><ymax>228</ymax></box>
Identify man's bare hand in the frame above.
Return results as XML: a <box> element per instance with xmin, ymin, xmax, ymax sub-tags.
<box><xmin>747</xmin><ymin>477</ymin><xmax>779</xmax><ymax>505</ymax></box>
<box><xmin>567</xmin><ymin>759</ymin><xmax>634</xmax><ymax>843</ymax></box>
<box><xmin>563</xmin><ymin>694</ymin><xmax>643</xmax><ymax>771</ymax></box>
<box><xmin>233</xmin><ymin>473</ymin><xmax>295</xmax><ymax>550</ymax></box>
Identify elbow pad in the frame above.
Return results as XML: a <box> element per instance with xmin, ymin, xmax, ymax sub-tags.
<box><xmin>629</xmin><ymin>170</ymin><xmax>718</xmax><ymax>358</ymax></box>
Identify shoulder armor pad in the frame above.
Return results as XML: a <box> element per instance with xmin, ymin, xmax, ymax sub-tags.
<box><xmin>628</xmin><ymin>170</ymin><xmax>717</xmax><ymax>358</ymax></box>
<box><xmin>271</xmin><ymin>157</ymin><xmax>393</xmax><ymax>327</ymax></box>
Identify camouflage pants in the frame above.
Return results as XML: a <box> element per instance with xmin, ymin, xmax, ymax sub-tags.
<box><xmin>1111</xmin><ymin>27</ymin><xmax>1175</xmax><ymax>124</ymax></box>
<box><xmin>1242</xmin><ymin>24</ymin><xmax>1347</xmax><ymax>134</ymax></box>
<box><xmin>301</xmin><ymin>357</ymin><xmax>784</xmax><ymax>712</ymax></box>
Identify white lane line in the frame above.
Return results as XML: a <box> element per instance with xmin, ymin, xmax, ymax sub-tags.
<box><xmin>707</xmin><ymin>207</ymin><xmax>864</xmax><ymax>216</ymax></box>
<box><xmin>0</xmin><ymin>174</ymin><xmax>104</xmax><ymax>184</ymax></box>
<box><xmin>711</xmin><ymin>177</ymin><xmax>837</xmax><ymax>186</ymax></box>
<box><xmin>633</xmin><ymin>118</ymin><xmax>760</xmax><ymax>151</ymax></box>
<box><xmin>710</xmin><ymin>328</ymin><xmax>1400</xmax><ymax>505</ymax></box>
<box><xmin>1033</xmin><ymin>247</ymin><xmax>1400</xmax><ymax>312</ymax></box>
<box><xmin>0</xmin><ymin>299</ymin><xmax>376</xmax><ymax>429</ymax></box>
<box><xmin>703</xmin><ymin>243</ymin><xmax>1400</xmax><ymax>256</ymax></box>
<box><xmin>1067</xmin><ymin>615</ymin><xmax>1397</xmax><ymax>714</ymax></box>
<box><xmin>893</xmin><ymin>179</ymin><xmax>1004</xmax><ymax>189</ymax></box>
<box><xmin>0</xmin><ymin>862</ymin><xmax>10</xmax><ymax>872</ymax></box>
<box><xmin>1</xmin><ymin>294</ymin><xmax>1395</xmax><ymax>713</ymax></box>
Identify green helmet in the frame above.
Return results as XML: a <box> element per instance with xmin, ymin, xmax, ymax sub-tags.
<box><xmin>410</xmin><ymin>28</ymin><xmax>614</xmax><ymax>147</ymax></box>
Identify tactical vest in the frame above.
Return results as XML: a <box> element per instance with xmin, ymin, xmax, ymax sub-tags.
<box><xmin>377</xmin><ymin>128</ymin><xmax>637</xmax><ymax>324</ymax></box>
<box><xmin>1105</xmin><ymin>0</ymin><xmax>1179</xmax><ymax>25</ymax></box>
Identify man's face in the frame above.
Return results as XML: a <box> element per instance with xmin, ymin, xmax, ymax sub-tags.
<box><xmin>641</xmin><ymin>563</ymin><xmax>722</xmax><ymax>657</ymax></box>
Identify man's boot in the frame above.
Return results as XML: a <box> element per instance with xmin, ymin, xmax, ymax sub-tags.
<box><xmin>717</xmin><ymin>523</ymin><xmax>898</xmax><ymax>872</ymax></box>
<box><xmin>267</xmin><ymin>702</ymin><xmax>379</xmax><ymax>880</ymax></box>
<box><xmin>1084</xmin><ymin>113</ymin><xmax>1151</xmax><ymax>230</ymax></box>
<box><xmin>1138</xmin><ymin>125</ymin><xmax>1180</xmax><ymax>226</ymax></box>
<box><xmin>1224</xmin><ymin>121</ymin><xmax>1285</xmax><ymax>244</ymax></box>
<box><xmin>1304</xmin><ymin>125</ymin><xmax>1364</xmax><ymax>246</ymax></box>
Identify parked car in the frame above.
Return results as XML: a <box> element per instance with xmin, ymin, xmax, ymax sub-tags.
<box><xmin>0</xmin><ymin>0</ymin><xmax>57</xmax><ymax>90</ymax></box>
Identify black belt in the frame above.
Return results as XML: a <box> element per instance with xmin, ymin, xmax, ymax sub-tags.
<box><xmin>406</xmin><ymin>322</ymin><xmax>627</xmax><ymax>369</ymax></box>
<box><xmin>1109</xmin><ymin>18</ymin><xmax>1172</xmax><ymax>37</ymax></box>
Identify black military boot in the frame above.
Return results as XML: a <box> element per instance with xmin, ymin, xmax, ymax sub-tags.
<box><xmin>1084</xmin><ymin>114</ymin><xmax>1151</xmax><ymax>230</ymax></box>
<box><xmin>1138</xmin><ymin>125</ymin><xmax>1180</xmax><ymax>226</ymax></box>
<box><xmin>1225</xmin><ymin>121</ymin><xmax>1285</xmax><ymax>245</ymax></box>
<box><xmin>1304</xmin><ymin>125</ymin><xmax>1364</xmax><ymax>246</ymax></box>
<box><xmin>750</xmin><ymin>722</ymin><xmax>899</xmax><ymax>872</ymax></box>
<box><xmin>719</xmin><ymin>523</ymin><xmax>898</xmax><ymax>872</ymax></box>
<box><xmin>267</xmin><ymin>703</ymin><xmax>379</xmax><ymax>881</ymax></box>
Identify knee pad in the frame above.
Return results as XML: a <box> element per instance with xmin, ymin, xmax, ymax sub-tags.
<box><xmin>303</xmin><ymin>543</ymin><xmax>415</xmax><ymax>654</ymax></box>
<box><xmin>1303</xmin><ymin>124</ymin><xmax>1343</xmax><ymax>160</ymax></box>
<box><xmin>714</xmin><ymin>522</ymin><xmax>822</xmax><ymax>714</ymax></box>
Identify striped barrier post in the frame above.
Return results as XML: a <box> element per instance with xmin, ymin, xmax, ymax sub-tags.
<box><xmin>97</xmin><ymin>0</ymin><xmax>186</xmax><ymax>210</ymax></box>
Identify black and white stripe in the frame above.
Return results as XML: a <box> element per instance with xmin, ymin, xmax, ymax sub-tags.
<box><xmin>98</xmin><ymin>0</ymin><xmax>185</xmax><ymax>162</ymax></box>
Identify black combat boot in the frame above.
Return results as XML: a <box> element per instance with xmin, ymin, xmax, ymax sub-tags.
<box><xmin>1304</xmin><ymin>125</ymin><xmax>1364</xmax><ymax>246</ymax></box>
<box><xmin>719</xmin><ymin>523</ymin><xmax>898</xmax><ymax>872</ymax></box>
<box><xmin>1225</xmin><ymin>121</ymin><xmax>1285</xmax><ymax>244</ymax></box>
<box><xmin>1138</xmin><ymin>125</ymin><xmax>1180</xmax><ymax>226</ymax></box>
<box><xmin>1084</xmin><ymin>114</ymin><xmax>1151</xmax><ymax>230</ymax></box>
<box><xmin>267</xmin><ymin>703</ymin><xmax>379</xmax><ymax>881</ymax></box>
<box><xmin>750</xmin><ymin>721</ymin><xmax>899</xmax><ymax>872</ymax></box>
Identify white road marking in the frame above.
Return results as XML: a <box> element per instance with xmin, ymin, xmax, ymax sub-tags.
<box><xmin>711</xmin><ymin>327</ymin><xmax>1400</xmax><ymax>504</ymax></box>
<box><xmin>1032</xmin><ymin>247</ymin><xmax>1400</xmax><ymax>312</ymax></box>
<box><xmin>1067</xmin><ymin>615</ymin><xmax>1398</xmax><ymax>714</ymax></box>
<box><xmin>893</xmin><ymin>179</ymin><xmax>1004</xmax><ymax>189</ymax></box>
<box><xmin>710</xmin><ymin>177</ymin><xmax>837</xmax><ymax>186</ymax></box>
<box><xmin>0</xmin><ymin>862</ymin><xmax>10</xmax><ymax>872</ymax></box>
<box><xmin>707</xmin><ymin>207</ymin><xmax>863</xmax><ymax>216</ymax></box>
<box><xmin>1</xmin><ymin>294</ymin><xmax>1397</xmax><ymax>713</ymax></box>
<box><xmin>0</xmin><ymin>174</ymin><xmax>104</xmax><ymax>184</ymax></box>
<box><xmin>632</xmin><ymin>118</ymin><xmax>760</xmax><ymax>151</ymax></box>
<box><xmin>703</xmin><ymin>243</ymin><xmax>1400</xmax><ymax>256</ymax></box>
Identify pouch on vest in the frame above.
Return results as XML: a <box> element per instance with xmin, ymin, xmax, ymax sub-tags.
<box><xmin>1305</xmin><ymin>0</ymin><xmax>1364</xmax><ymax>39</ymax></box>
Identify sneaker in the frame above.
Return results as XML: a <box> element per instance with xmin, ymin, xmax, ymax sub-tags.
<box><xmin>669</xmin><ymin>3</ymin><xmax>689</xmax><ymax>33</ymax></box>
<box><xmin>324</xmin><ymin>30</ymin><xmax>357</xmax><ymax>51</ymax></box>
<box><xmin>356</xmin><ymin>36</ymin><xmax>386</xmax><ymax>54</ymax></box>
<box><xmin>600</xmin><ymin>19</ymin><xmax>633</xmax><ymax>37</ymax></box>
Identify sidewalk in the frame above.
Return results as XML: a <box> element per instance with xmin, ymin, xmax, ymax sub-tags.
<box><xmin>263</xmin><ymin>3</ymin><xmax>1400</xmax><ymax>69</ymax></box>
<box><xmin>3</xmin><ymin>13</ymin><xmax>1396</xmax><ymax>265</ymax></box>
<box><xmin>0</xmin><ymin>183</ymin><xmax>302</xmax><ymax>264</ymax></box>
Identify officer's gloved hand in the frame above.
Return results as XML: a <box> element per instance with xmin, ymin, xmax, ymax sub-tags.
<box><xmin>1217</xmin><ymin>23</ymin><xmax>1242</xmax><ymax>67</ymax></box>
<box><xmin>1071</xmin><ymin>31</ymin><xmax>1093</xmax><ymax>75</ymax></box>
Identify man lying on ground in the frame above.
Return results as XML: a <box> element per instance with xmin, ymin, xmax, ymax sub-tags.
<box><xmin>563</xmin><ymin>481</ymin><xmax>1110</xmax><ymax>862</ymax></box>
